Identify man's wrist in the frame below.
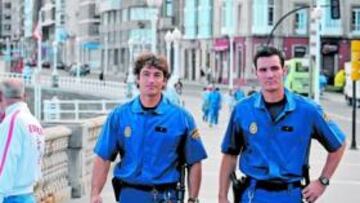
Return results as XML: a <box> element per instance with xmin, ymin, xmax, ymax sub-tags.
<box><xmin>318</xmin><ymin>176</ymin><xmax>330</xmax><ymax>186</ymax></box>
<box><xmin>188</xmin><ymin>197</ymin><xmax>199</xmax><ymax>203</ymax></box>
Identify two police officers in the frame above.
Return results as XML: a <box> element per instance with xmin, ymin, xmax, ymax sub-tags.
<box><xmin>219</xmin><ymin>47</ymin><xmax>346</xmax><ymax>203</ymax></box>
<box><xmin>91</xmin><ymin>53</ymin><xmax>207</xmax><ymax>203</ymax></box>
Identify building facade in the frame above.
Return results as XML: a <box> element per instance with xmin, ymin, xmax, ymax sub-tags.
<box><xmin>98</xmin><ymin>0</ymin><xmax>178</xmax><ymax>75</ymax></box>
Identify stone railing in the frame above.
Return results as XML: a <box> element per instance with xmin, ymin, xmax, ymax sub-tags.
<box><xmin>35</xmin><ymin>126</ymin><xmax>72</xmax><ymax>203</ymax></box>
<box><xmin>34</xmin><ymin>115</ymin><xmax>107</xmax><ymax>202</ymax></box>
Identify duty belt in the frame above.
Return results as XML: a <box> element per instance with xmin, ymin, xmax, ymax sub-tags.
<box><xmin>254</xmin><ymin>179</ymin><xmax>303</xmax><ymax>191</ymax></box>
<box><xmin>122</xmin><ymin>181</ymin><xmax>177</xmax><ymax>192</ymax></box>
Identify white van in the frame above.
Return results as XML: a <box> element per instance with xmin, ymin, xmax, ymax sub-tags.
<box><xmin>344</xmin><ymin>62</ymin><xmax>360</xmax><ymax>106</ymax></box>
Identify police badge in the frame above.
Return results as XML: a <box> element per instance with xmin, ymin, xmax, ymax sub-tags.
<box><xmin>249</xmin><ymin>122</ymin><xmax>258</xmax><ymax>135</ymax></box>
<box><xmin>124</xmin><ymin>126</ymin><xmax>132</xmax><ymax>138</ymax></box>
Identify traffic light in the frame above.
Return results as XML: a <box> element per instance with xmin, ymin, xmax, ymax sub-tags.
<box><xmin>351</xmin><ymin>40</ymin><xmax>360</xmax><ymax>81</ymax></box>
<box><xmin>330</xmin><ymin>0</ymin><xmax>340</xmax><ymax>19</ymax></box>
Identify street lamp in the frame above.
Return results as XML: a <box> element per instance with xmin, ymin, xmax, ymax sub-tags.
<box><xmin>146</xmin><ymin>0</ymin><xmax>163</xmax><ymax>53</ymax></box>
<box><xmin>52</xmin><ymin>40</ymin><xmax>59</xmax><ymax>87</ymax></box>
<box><xmin>164</xmin><ymin>30</ymin><xmax>173</xmax><ymax>67</ymax></box>
<box><xmin>165</xmin><ymin>28</ymin><xmax>182</xmax><ymax>88</ymax></box>
<box><xmin>126</xmin><ymin>38</ymin><xmax>136</xmax><ymax>99</ymax></box>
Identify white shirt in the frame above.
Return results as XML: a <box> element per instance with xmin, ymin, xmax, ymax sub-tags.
<box><xmin>0</xmin><ymin>102</ymin><xmax>45</xmax><ymax>201</ymax></box>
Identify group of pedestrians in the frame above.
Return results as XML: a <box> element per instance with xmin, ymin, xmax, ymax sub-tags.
<box><xmin>202</xmin><ymin>85</ymin><xmax>247</xmax><ymax>127</ymax></box>
<box><xmin>201</xmin><ymin>86</ymin><xmax>222</xmax><ymax>127</ymax></box>
<box><xmin>91</xmin><ymin>47</ymin><xmax>347</xmax><ymax>203</ymax></box>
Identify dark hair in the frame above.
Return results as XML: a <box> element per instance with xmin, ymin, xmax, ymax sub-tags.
<box><xmin>134</xmin><ymin>52</ymin><xmax>170</xmax><ymax>79</ymax></box>
<box><xmin>253</xmin><ymin>46</ymin><xmax>285</xmax><ymax>69</ymax></box>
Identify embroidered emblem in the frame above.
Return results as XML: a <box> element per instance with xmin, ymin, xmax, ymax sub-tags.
<box><xmin>191</xmin><ymin>129</ymin><xmax>200</xmax><ymax>139</ymax></box>
<box><xmin>323</xmin><ymin>113</ymin><xmax>331</xmax><ymax>122</ymax></box>
<box><xmin>249</xmin><ymin>122</ymin><xmax>258</xmax><ymax>135</ymax></box>
<box><xmin>124</xmin><ymin>126</ymin><xmax>132</xmax><ymax>138</ymax></box>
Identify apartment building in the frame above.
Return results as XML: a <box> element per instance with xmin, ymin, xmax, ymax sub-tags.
<box><xmin>211</xmin><ymin>0</ymin><xmax>360</xmax><ymax>85</ymax></box>
<box><xmin>98</xmin><ymin>0</ymin><xmax>178</xmax><ymax>75</ymax></box>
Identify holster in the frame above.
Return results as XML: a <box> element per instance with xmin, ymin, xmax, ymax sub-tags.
<box><xmin>111</xmin><ymin>177</ymin><xmax>123</xmax><ymax>202</ymax></box>
<box><xmin>231</xmin><ymin>172</ymin><xmax>248</xmax><ymax>203</ymax></box>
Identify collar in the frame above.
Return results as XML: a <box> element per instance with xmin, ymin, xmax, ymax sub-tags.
<box><xmin>254</xmin><ymin>88</ymin><xmax>296</xmax><ymax>112</ymax></box>
<box><xmin>131</xmin><ymin>95</ymin><xmax>169</xmax><ymax>114</ymax></box>
<box><xmin>5</xmin><ymin>102</ymin><xmax>28</xmax><ymax>115</ymax></box>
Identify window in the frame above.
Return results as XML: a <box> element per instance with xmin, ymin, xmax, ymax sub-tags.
<box><xmin>4</xmin><ymin>3</ymin><xmax>11</xmax><ymax>9</ymax></box>
<box><xmin>268</xmin><ymin>0</ymin><xmax>274</xmax><ymax>26</ymax></box>
<box><xmin>221</xmin><ymin>2</ymin><xmax>227</xmax><ymax>29</ymax></box>
<box><xmin>293</xmin><ymin>45</ymin><xmax>307</xmax><ymax>58</ymax></box>
<box><xmin>165</xmin><ymin>0</ymin><xmax>173</xmax><ymax>17</ymax></box>
<box><xmin>352</xmin><ymin>7</ymin><xmax>360</xmax><ymax>32</ymax></box>
<box><xmin>294</xmin><ymin>5</ymin><xmax>307</xmax><ymax>34</ymax></box>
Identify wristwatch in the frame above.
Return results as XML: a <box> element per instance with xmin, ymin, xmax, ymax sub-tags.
<box><xmin>318</xmin><ymin>176</ymin><xmax>330</xmax><ymax>186</ymax></box>
<box><xmin>188</xmin><ymin>197</ymin><xmax>199</xmax><ymax>203</ymax></box>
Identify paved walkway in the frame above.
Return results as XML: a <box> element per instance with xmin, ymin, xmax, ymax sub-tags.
<box><xmin>68</xmin><ymin>92</ymin><xmax>360</xmax><ymax>203</ymax></box>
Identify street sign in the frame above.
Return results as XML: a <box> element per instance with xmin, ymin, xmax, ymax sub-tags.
<box><xmin>351</xmin><ymin>41</ymin><xmax>360</xmax><ymax>81</ymax></box>
<box><xmin>330</xmin><ymin>0</ymin><xmax>340</xmax><ymax>19</ymax></box>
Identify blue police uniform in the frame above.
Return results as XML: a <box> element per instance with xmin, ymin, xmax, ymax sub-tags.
<box><xmin>221</xmin><ymin>89</ymin><xmax>345</xmax><ymax>203</ymax></box>
<box><xmin>208</xmin><ymin>90</ymin><xmax>221</xmax><ymax>126</ymax></box>
<box><xmin>94</xmin><ymin>95</ymin><xmax>207</xmax><ymax>203</ymax></box>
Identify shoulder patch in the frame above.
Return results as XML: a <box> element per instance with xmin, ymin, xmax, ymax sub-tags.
<box><xmin>191</xmin><ymin>128</ymin><xmax>200</xmax><ymax>139</ymax></box>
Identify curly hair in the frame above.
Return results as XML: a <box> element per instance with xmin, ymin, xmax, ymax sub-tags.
<box><xmin>134</xmin><ymin>52</ymin><xmax>170</xmax><ymax>80</ymax></box>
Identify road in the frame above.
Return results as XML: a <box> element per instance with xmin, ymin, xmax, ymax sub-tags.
<box><xmin>67</xmin><ymin>89</ymin><xmax>360</xmax><ymax>203</ymax></box>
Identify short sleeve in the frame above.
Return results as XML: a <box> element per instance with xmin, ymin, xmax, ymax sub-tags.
<box><xmin>94</xmin><ymin>109</ymin><xmax>122</xmax><ymax>161</ymax></box>
<box><xmin>311</xmin><ymin>104</ymin><xmax>346</xmax><ymax>152</ymax></box>
<box><xmin>221</xmin><ymin>109</ymin><xmax>244</xmax><ymax>155</ymax></box>
<box><xmin>183</xmin><ymin>112</ymin><xmax>207</xmax><ymax>165</ymax></box>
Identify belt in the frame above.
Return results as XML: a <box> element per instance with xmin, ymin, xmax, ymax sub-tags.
<box><xmin>122</xmin><ymin>181</ymin><xmax>177</xmax><ymax>192</ymax></box>
<box><xmin>255</xmin><ymin>179</ymin><xmax>303</xmax><ymax>191</ymax></box>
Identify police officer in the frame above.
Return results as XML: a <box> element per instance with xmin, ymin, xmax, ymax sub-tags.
<box><xmin>91</xmin><ymin>52</ymin><xmax>207</xmax><ymax>203</ymax></box>
<box><xmin>0</xmin><ymin>79</ymin><xmax>45</xmax><ymax>203</ymax></box>
<box><xmin>218</xmin><ymin>47</ymin><xmax>346</xmax><ymax>203</ymax></box>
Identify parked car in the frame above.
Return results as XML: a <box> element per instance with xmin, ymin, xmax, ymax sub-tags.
<box><xmin>41</xmin><ymin>61</ymin><xmax>66</xmax><ymax>69</ymax></box>
<box><xmin>69</xmin><ymin>64</ymin><xmax>91</xmax><ymax>76</ymax></box>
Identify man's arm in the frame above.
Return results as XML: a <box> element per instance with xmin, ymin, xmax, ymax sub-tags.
<box><xmin>187</xmin><ymin>162</ymin><xmax>202</xmax><ymax>202</ymax></box>
<box><xmin>303</xmin><ymin>142</ymin><xmax>346</xmax><ymax>203</ymax></box>
<box><xmin>218</xmin><ymin>154</ymin><xmax>237</xmax><ymax>203</ymax></box>
<box><xmin>90</xmin><ymin>156</ymin><xmax>111</xmax><ymax>203</ymax></box>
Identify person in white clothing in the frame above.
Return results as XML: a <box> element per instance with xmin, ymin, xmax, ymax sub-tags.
<box><xmin>0</xmin><ymin>79</ymin><xmax>45</xmax><ymax>203</ymax></box>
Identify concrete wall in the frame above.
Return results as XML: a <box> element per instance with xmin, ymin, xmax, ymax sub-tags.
<box><xmin>35</xmin><ymin>115</ymin><xmax>107</xmax><ymax>203</ymax></box>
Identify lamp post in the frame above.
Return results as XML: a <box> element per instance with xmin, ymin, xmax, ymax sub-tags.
<box><xmin>164</xmin><ymin>30</ymin><xmax>173</xmax><ymax>68</ymax></box>
<box><xmin>127</xmin><ymin>38</ymin><xmax>136</xmax><ymax>99</ymax></box>
<box><xmin>165</xmin><ymin>28</ymin><xmax>182</xmax><ymax>87</ymax></box>
<box><xmin>34</xmin><ymin>7</ymin><xmax>44</xmax><ymax>119</ymax></box>
<box><xmin>52</xmin><ymin>40</ymin><xmax>59</xmax><ymax>87</ymax></box>
<box><xmin>146</xmin><ymin>0</ymin><xmax>163</xmax><ymax>53</ymax></box>
<box><xmin>172</xmin><ymin>28</ymin><xmax>182</xmax><ymax>81</ymax></box>
<box><xmin>76</xmin><ymin>37</ymin><xmax>81</xmax><ymax>81</ymax></box>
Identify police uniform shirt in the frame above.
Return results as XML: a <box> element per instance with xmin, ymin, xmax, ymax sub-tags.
<box><xmin>221</xmin><ymin>89</ymin><xmax>346</xmax><ymax>182</ymax></box>
<box><xmin>94</xmin><ymin>96</ymin><xmax>207</xmax><ymax>185</ymax></box>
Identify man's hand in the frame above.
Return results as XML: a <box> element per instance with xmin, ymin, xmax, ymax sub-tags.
<box><xmin>302</xmin><ymin>180</ymin><xmax>326</xmax><ymax>203</ymax></box>
<box><xmin>90</xmin><ymin>195</ymin><xmax>102</xmax><ymax>203</ymax></box>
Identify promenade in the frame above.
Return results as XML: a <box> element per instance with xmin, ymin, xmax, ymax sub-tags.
<box><xmin>68</xmin><ymin>90</ymin><xmax>360</xmax><ymax>203</ymax></box>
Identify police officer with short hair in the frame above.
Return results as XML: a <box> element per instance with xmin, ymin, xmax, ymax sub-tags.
<box><xmin>218</xmin><ymin>47</ymin><xmax>346</xmax><ymax>203</ymax></box>
<box><xmin>91</xmin><ymin>52</ymin><xmax>207</xmax><ymax>203</ymax></box>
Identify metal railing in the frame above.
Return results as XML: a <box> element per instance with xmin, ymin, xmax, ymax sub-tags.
<box><xmin>43</xmin><ymin>98</ymin><xmax>127</xmax><ymax>122</ymax></box>
<box><xmin>0</xmin><ymin>71</ymin><xmax>127</xmax><ymax>99</ymax></box>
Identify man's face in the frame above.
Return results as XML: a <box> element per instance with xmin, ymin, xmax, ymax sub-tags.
<box><xmin>137</xmin><ymin>66</ymin><xmax>167</xmax><ymax>97</ymax></box>
<box><xmin>255</xmin><ymin>55</ymin><xmax>287</xmax><ymax>93</ymax></box>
